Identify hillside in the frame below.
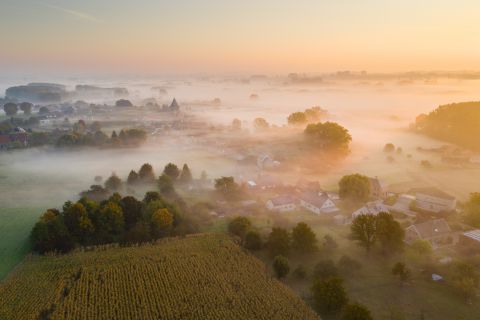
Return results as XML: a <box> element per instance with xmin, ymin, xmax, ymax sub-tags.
<box><xmin>413</xmin><ymin>101</ymin><xmax>480</xmax><ymax>150</ymax></box>
<box><xmin>0</xmin><ymin>233</ymin><xmax>319</xmax><ymax>320</ymax></box>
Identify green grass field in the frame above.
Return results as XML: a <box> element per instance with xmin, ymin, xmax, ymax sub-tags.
<box><xmin>0</xmin><ymin>208</ymin><xmax>43</xmax><ymax>279</ymax></box>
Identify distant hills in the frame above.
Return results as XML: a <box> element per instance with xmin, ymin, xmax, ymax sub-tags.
<box><xmin>413</xmin><ymin>101</ymin><xmax>480</xmax><ymax>151</ymax></box>
<box><xmin>5</xmin><ymin>83</ymin><xmax>128</xmax><ymax>103</ymax></box>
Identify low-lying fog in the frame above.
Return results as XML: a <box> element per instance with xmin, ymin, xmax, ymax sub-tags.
<box><xmin>2</xmin><ymin>76</ymin><xmax>480</xmax><ymax>209</ymax></box>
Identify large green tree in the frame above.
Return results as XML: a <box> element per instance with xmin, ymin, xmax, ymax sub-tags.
<box><xmin>465</xmin><ymin>192</ymin><xmax>480</xmax><ymax>228</ymax></box>
<box><xmin>104</xmin><ymin>174</ymin><xmax>122</xmax><ymax>191</ymax></box>
<box><xmin>304</xmin><ymin>121</ymin><xmax>351</xmax><ymax>150</ymax></box>
<box><xmin>96</xmin><ymin>201</ymin><xmax>125</xmax><ymax>242</ymax></box>
<box><xmin>244</xmin><ymin>231</ymin><xmax>262</xmax><ymax>250</ymax></box>
<box><xmin>311</xmin><ymin>277</ymin><xmax>348</xmax><ymax>315</ymax></box>
<box><xmin>214</xmin><ymin>176</ymin><xmax>239</xmax><ymax>200</ymax></box>
<box><xmin>291</xmin><ymin>222</ymin><xmax>317</xmax><ymax>253</ymax></box>
<box><xmin>228</xmin><ymin>216</ymin><xmax>251</xmax><ymax>242</ymax></box>
<box><xmin>119</xmin><ymin>196</ymin><xmax>143</xmax><ymax>229</ymax></box>
<box><xmin>179</xmin><ymin>164</ymin><xmax>193</xmax><ymax>184</ymax></box>
<box><xmin>341</xmin><ymin>303</ymin><xmax>373</xmax><ymax>320</ymax></box>
<box><xmin>31</xmin><ymin>210</ymin><xmax>74</xmax><ymax>253</ymax></box>
<box><xmin>339</xmin><ymin>174</ymin><xmax>371</xmax><ymax>202</ymax></box>
<box><xmin>266</xmin><ymin>227</ymin><xmax>290</xmax><ymax>257</ymax></box>
<box><xmin>350</xmin><ymin>215</ymin><xmax>377</xmax><ymax>253</ymax></box>
<box><xmin>139</xmin><ymin>163</ymin><xmax>156</xmax><ymax>183</ymax></box>
<box><xmin>273</xmin><ymin>255</ymin><xmax>290</xmax><ymax>279</ymax></box>
<box><xmin>3</xmin><ymin>102</ymin><xmax>18</xmax><ymax>116</ymax></box>
<box><xmin>163</xmin><ymin>163</ymin><xmax>180</xmax><ymax>180</ymax></box>
<box><xmin>376</xmin><ymin>212</ymin><xmax>404</xmax><ymax>254</ymax></box>
<box><xmin>64</xmin><ymin>202</ymin><xmax>94</xmax><ymax>242</ymax></box>
<box><xmin>19</xmin><ymin>102</ymin><xmax>33</xmax><ymax>115</ymax></box>
<box><xmin>287</xmin><ymin>112</ymin><xmax>307</xmax><ymax>125</ymax></box>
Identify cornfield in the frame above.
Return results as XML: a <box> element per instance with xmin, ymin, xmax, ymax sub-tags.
<box><xmin>0</xmin><ymin>233</ymin><xmax>319</xmax><ymax>320</ymax></box>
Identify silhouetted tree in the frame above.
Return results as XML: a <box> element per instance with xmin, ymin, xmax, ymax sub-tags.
<box><xmin>3</xmin><ymin>102</ymin><xmax>18</xmax><ymax>116</ymax></box>
<box><xmin>104</xmin><ymin>174</ymin><xmax>122</xmax><ymax>191</ymax></box>
<box><xmin>163</xmin><ymin>163</ymin><xmax>180</xmax><ymax>180</ymax></box>
<box><xmin>19</xmin><ymin>102</ymin><xmax>33</xmax><ymax>115</ymax></box>
<box><xmin>138</xmin><ymin>163</ymin><xmax>155</xmax><ymax>183</ymax></box>
<box><xmin>179</xmin><ymin>164</ymin><xmax>193</xmax><ymax>184</ymax></box>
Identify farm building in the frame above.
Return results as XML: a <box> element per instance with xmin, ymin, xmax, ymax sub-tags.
<box><xmin>412</xmin><ymin>187</ymin><xmax>456</xmax><ymax>213</ymax></box>
<box><xmin>299</xmin><ymin>192</ymin><xmax>338</xmax><ymax>215</ymax></box>
<box><xmin>266</xmin><ymin>195</ymin><xmax>296</xmax><ymax>212</ymax></box>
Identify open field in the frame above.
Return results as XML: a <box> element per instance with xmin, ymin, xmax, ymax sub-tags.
<box><xmin>0</xmin><ymin>208</ymin><xmax>44</xmax><ymax>279</ymax></box>
<box><xmin>0</xmin><ymin>233</ymin><xmax>319</xmax><ymax>320</ymax></box>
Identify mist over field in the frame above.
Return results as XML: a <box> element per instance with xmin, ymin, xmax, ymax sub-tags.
<box><xmin>1</xmin><ymin>75</ymin><xmax>479</xmax><ymax>210</ymax></box>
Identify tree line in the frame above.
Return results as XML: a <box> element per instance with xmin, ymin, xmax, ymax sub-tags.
<box><xmin>31</xmin><ymin>162</ymin><xmax>197</xmax><ymax>254</ymax></box>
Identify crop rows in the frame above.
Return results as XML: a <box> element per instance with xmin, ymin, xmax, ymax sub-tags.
<box><xmin>0</xmin><ymin>234</ymin><xmax>318</xmax><ymax>319</ymax></box>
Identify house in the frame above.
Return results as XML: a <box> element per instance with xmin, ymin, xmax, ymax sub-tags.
<box><xmin>0</xmin><ymin>128</ymin><xmax>28</xmax><ymax>150</ymax></box>
<box><xmin>257</xmin><ymin>154</ymin><xmax>280</xmax><ymax>170</ymax></box>
<box><xmin>299</xmin><ymin>192</ymin><xmax>339</xmax><ymax>215</ymax></box>
<box><xmin>266</xmin><ymin>195</ymin><xmax>296</xmax><ymax>212</ymax></box>
<box><xmin>352</xmin><ymin>200</ymin><xmax>390</xmax><ymax>219</ymax></box>
<box><xmin>405</xmin><ymin>219</ymin><xmax>455</xmax><ymax>249</ymax></box>
<box><xmin>459</xmin><ymin>230</ymin><xmax>480</xmax><ymax>252</ymax></box>
<box><xmin>413</xmin><ymin>187</ymin><xmax>456</xmax><ymax>213</ymax></box>
<box><xmin>369</xmin><ymin>177</ymin><xmax>387</xmax><ymax>199</ymax></box>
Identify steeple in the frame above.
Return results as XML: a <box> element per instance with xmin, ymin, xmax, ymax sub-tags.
<box><xmin>169</xmin><ymin>98</ymin><xmax>179</xmax><ymax>110</ymax></box>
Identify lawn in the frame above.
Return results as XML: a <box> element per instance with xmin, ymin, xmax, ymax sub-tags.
<box><xmin>0</xmin><ymin>207</ymin><xmax>43</xmax><ymax>279</ymax></box>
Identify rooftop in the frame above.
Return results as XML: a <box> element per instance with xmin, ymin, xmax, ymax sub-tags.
<box><xmin>270</xmin><ymin>195</ymin><xmax>296</xmax><ymax>206</ymax></box>
<box><xmin>463</xmin><ymin>229</ymin><xmax>480</xmax><ymax>242</ymax></box>
<box><xmin>410</xmin><ymin>219</ymin><xmax>451</xmax><ymax>239</ymax></box>
<box><xmin>411</xmin><ymin>187</ymin><xmax>455</xmax><ymax>200</ymax></box>
<box><xmin>300</xmin><ymin>191</ymin><xmax>330</xmax><ymax>208</ymax></box>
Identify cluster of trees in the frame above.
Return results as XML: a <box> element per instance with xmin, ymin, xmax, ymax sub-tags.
<box><xmin>249</xmin><ymin>219</ymin><xmax>372</xmax><ymax>319</ymax></box>
<box><xmin>57</xmin><ymin>127</ymin><xmax>147</xmax><ymax>148</ymax></box>
<box><xmin>413</xmin><ymin>101</ymin><xmax>480</xmax><ymax>151</ymax></box>
<box><xmin>82</xmin><ymin>163</ymin><xmax>194</xmax><ymax>202</ymax></box>
<box><xmin>350</xmin><ymin>212</ymin><xmax>405</xmax><ymax>254</ymax></box>
<box><xmin>287</xmin><ymin>107</ymin><xmax>327</xmax><ymax>126</ymax></box>
<box><xmin>30</xmin><ymin>191</ymin><xmax>186</xmax><ymax>254</ymax></box>
<box><xmin>3</xmin><ymin>102</ymin><xmax>33</xmax><ymax>116</ymax></box>
<box><xmin>227</xmin><ymin>218</ymin><xmax>319</xmax><ymax>258</ymax></box>
<box><xmin>304</xmin><ymin>121</ymin><xmax>352</xmax><ymax>151</ymax></box>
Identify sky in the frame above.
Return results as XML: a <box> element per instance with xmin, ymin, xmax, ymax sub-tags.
<box><xmin>1</xmin><ymin>0</ymin><xmax>480</xmax><ymax>75</ymax></box>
